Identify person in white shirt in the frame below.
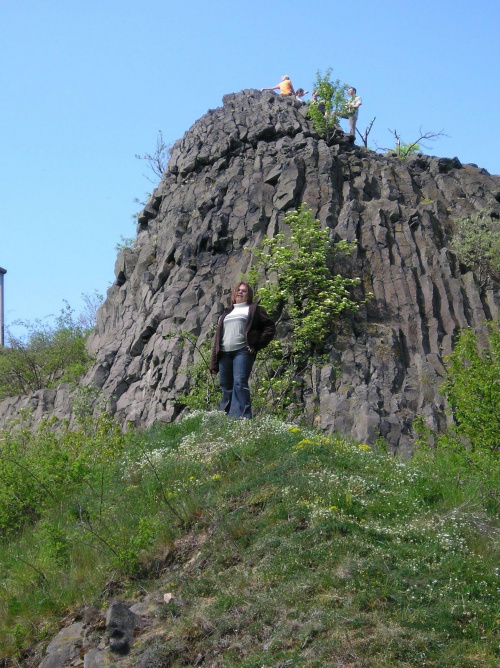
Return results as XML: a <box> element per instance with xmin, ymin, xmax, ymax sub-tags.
<box><xmin>210</xmin><ymin>282</ymin><xmax>275</xmax><ymax>418</ymax></box>
<box><xmin>345</xmin><ymin>87</ymin><xmax>362</xmax><ymax>136</ymax></box>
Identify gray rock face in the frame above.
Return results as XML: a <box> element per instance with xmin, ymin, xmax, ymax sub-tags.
<box><xmin>0</xmin><ymin>385</ymin><xmax>73</xmax><ymax>429</ymax></box>
<box><xmin>2</xmin><ymin>89</ymin><xmax>499</xmax><ymax>450</ymax></box>
<box><xmin>38</xmin><ymin>622</ymin><xmax>84</xmax><ymax>668</ymax></box>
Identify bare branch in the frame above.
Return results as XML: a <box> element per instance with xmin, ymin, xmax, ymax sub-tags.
<box><xmin>379</xmin><ymin>127</ymin><xmax>449</xmax><ymax>157</ymax></box>
<box><xmin>356</xmin><ymin>116</ymin><xmax>376</xmax><ymax>147</ymax></box>
<box><xmin>135</xmin><ymin>130</ymin><xmax>171</xmax><ymax>183</ymax></box>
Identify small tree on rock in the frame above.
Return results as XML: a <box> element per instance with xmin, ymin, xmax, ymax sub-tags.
<box><xmin>450</xmin><ymin>209</ymin><xmax>500</xmax><ymax>287</ymax></box>
<box><xmin>379</xmin><ymin>127</ymin><xmax>448</xmax><ymax>158</ymax></box>
<box><xmin>246</xmin><ymin>204</ymin><xmax>366</xmax><ymax>415</ymax></box>
<box><xmin>307</xmin><ymin>68</ymin><xmax>349</xmax><ymax>142</ymax></box>
<box><xmin>135</xmin><ymin>130</ymin><xmax>171</xmax><ymax>183</ymax></box>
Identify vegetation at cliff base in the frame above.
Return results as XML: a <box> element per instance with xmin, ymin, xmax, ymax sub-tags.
<box><xmin>442</xmin><ymin>321</ymin><xmax>500</xmax><ymax>453</ymax></box>
<box><xmin>0</xmin><ymin>409</ymin><xmax>498</xmax><ymax>666</ymax></box>
<box><xmin>414</xmin><ymin>321</ymin><xmax>500</xmax><ymax>510</ymax></box>
<box><xmin>0</xmin><ymin>297</ymin><xmax>101</xmax><ymax>400</ymax></box>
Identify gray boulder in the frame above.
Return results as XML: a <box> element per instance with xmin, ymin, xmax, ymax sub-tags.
<box><xmin>106</xmin><ymin>601</ymin><xmax>138</xmax><ymax>655</ymax></box>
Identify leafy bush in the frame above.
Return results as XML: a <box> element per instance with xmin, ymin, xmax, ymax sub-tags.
<box><xmin>306</xmin><ymin>68</ymin><xmax>349</xmax><ymax>141</ymax></box>
<box><xmin>248</xmin><ymin>205</ymin><xmax>361</xmax><ymax>351</ymax></box>
<box><xmin>450</xmin><ymin>209</ymin><xmax>500</xmax><ymax>286</ymax></box>
<box><xmin>441</xmin><ymin>321</ymin><xmax>500</xmax><ymax>453</ymax></box>
<box><xmin>246</xmin><ymin>204</ymin><xmax>367</xmax><ymax>415</ymax></box>
<box><xmin>0</xmin><ymin>302</ymin><xmax>94</xmax><ymax>399</ymax></box>
<box><xmin>0</xmin><ymin>410</ymin><xmax>127</xmax><ymax>537</ymax></box>
<box><xmin>392</xmin><ymin>140</ymin><xmax>420</xmax><ymax>157</ymax></box>
<box><xmin>413</xmin><ymin>322</ymin><xmax>500</xmax><ymax>514</ymax></box>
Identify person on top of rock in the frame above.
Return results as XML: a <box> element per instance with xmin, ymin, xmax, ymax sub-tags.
<box><xmin>210</xmin><ymin>282</ymin><xmax>275</xmax><ymax>419</ymax></box>
<box><xmin>295</xmin><ymin>88</ymin><xmax>309</xmax><ymax>104</ymax></box>
<box><xmin>260</xmin><ymin>75</ymin><xmax>295</xmax><ymax>96</ymax></box>
<box><xmin>344</xmin><ymin>87</ymin><xmax>362</xmax><ymax>136</ymax></box>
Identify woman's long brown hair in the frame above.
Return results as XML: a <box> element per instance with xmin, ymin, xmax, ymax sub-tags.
<box><xmin>230</xmin><ymin>281</ymin><xmax>254</xmax><ymax>305</ymax></box>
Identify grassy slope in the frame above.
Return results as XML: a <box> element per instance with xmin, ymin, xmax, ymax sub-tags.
<box><xmin>0</xmin><ymin>411</ymin><xmax>499</xmax><ymax>666</ymax></box>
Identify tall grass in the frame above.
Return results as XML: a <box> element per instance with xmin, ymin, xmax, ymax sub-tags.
<box><xmin>0</xmin><ymin>410</ymin><xmax>498</xmax><ymax>666</ymax></box>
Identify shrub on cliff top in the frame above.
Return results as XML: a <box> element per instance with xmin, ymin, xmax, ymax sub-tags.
<box><xmin>306</xmin><ymin>68</ymin><xmax>349</xmax><ymax>141</ymax></box>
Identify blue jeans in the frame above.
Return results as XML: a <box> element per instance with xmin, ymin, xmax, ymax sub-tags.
<box><xmin>218</xmin><ymin>348</ymin><xmax>256</xmax><ymax>419</ymax></box>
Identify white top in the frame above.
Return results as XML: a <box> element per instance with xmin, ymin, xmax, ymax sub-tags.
<box><xmin>221</xmin><ymin>302</ymin><xmax>249</xmax><ymax>351</ymax></box>
<box><xmin>347</xmin><ymin>95</ymin><xmax>362</xmax><ymax>117</ymax></box>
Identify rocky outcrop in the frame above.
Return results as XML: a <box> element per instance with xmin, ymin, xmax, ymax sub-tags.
<box><xmin>2</xmin><ymin>89</ymin><xmax>499</xmax><ymax>450</ymax></box>
<box><xmin>0</xmin><ymin>385</ymin><xmax>73</xmax><ymax>428</ymax></box>
<box><xmin>34</xmin><ymin>598</ymin><xmax>162</xmax><ymax>667</ymax></box>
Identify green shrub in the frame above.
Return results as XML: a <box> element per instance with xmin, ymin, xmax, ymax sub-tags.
<box><xmin>306</xmin><ymin>68</ymin><xmax>349</xmax><ymax>141</ymax></box>
<box><xmin>450</xmin><ymin>209</ymin><xmax>500</xmax><ymax>287</ymax></box>
<box><xmin>0</xmin><ymin>302</ymin><xmax>94</xmax><ymax>399</ymax></box>
<box><xmin>0</xmin><ymin>411</ymin><xmax>127</xmax><ymax>537</ymax></box>
<box><xmin>392</xmin><ymin>140</ymin><xmax>420</xmax><ymax>157</ymax></box>
<box><xmin>248</xmin><ymin>205</ymin><xmax>361</xmax><ymax>352</ymax></box>
<box><xmin>246</xmin><ymin>204</ymin><xmax>367</xmax><ymax>415</ymax></box>
<box><xmin>413</xmin><ymin>322</ymin><xmax>500</xmax><ymax>514</ymax></box>
<box><xmin>441</xmin><ymin>321</ymin><xmax>500</xmax><ymax>453</ymax></box>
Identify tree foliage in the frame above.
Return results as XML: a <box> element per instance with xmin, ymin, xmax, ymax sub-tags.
<box><xmin>245</xmin><ymin>204</ymin><xmax>366</xmax><ymax>415</ymax></box>
<box><xmin>248</xmin><ymin>205</ymin><xmax>361</xmax><ymax>354</ymax></box>
<box><xmin>441</xmin><ymin>322</ymin><xmax>500</xmax><ymax>452</ymax></box>
<box><xmin>450</xmin><ymin>209</ymin><xmax>500</xmax><ymax>287</ymax></box>
<box><xmin>0</xmin><ymin>303</ymin><xmax>94</xmax><ymax>399</ymax></box>
<box><xmin>306</xmin><ymin>68</ymin><xmax>349</xmax><ymax>142</ymax></box>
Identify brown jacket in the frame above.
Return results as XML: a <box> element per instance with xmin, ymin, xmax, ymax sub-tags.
<box><xmin>210</xmin><ymin>303</ymin><xmax>276</xmax><ymax>373</ymax></box>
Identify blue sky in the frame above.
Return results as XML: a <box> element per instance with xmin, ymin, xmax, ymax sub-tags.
<box><xmin>1</xmin><ymin>0</ymin><xmax>499</xmax><ymax>333</ymax></box>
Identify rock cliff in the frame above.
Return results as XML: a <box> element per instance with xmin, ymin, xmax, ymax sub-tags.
<box><xmin>2</xmin><ymin>90</ymin><xmax>500</xmax><ymax>450</ymax></box>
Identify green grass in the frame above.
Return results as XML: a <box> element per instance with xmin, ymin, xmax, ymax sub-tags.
<box><xmin>0</xmin><ymin>410</ymin><xmax>499</xmax><ymax>666</ymax></box>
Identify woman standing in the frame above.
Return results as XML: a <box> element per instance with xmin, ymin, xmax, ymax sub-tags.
<box><xmin>210</xmin><ymin>282</ymin><xmax>275</xmax><ymax>419</ymax></box>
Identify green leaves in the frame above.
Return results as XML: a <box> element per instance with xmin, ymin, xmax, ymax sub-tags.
<box><xmin>0</xmin><ymin>302</ymin><xmax>94</xmax><ymax>399</ymax></box>
<box><xmin>249</xmin><ymin>204</ymin><xmax>361</xmax><ymax>353</ymax></box>
<box><xmin>441</xmin><ymin>322</ymin><xmax>500</xmax><ymax>452</ymax></box>
<box><xmin>450</xmin><ymin>210</ymin><xmax>500</xmax><ymax>286</ymax></box>
<box><xmin>306</xmin><ymin>68</ymin><xmax>349</xmax><ymax>141</ymax></box>
<box><xmin>245</xmin><ymin>204</ymin><xmax>365</xmax><ymax>415</ymax></box>
<box><xmin>0</xmin><ymin>412</ymin><xmax>128</xmax><ymax>537</ymax></box>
